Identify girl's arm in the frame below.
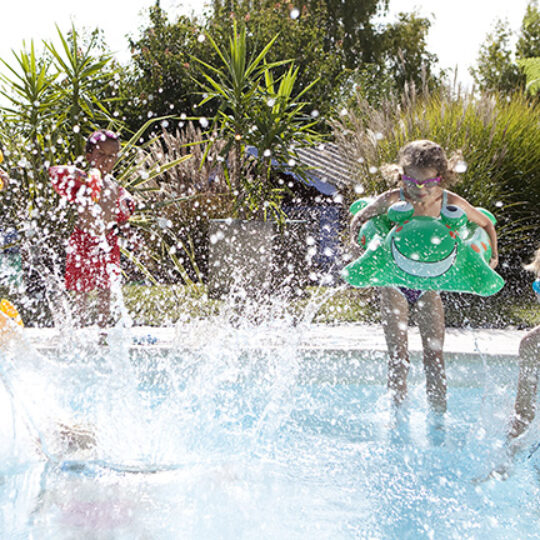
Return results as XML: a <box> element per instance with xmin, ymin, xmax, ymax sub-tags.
<box><xmin>447</xmin><ymin>192</ymin><xmax>499</xmax><ymax>268</ymax></box>
<box><xmin>350</xmin><ymin>190</ymin><xmax>398</xmax><ymax>245</ymax></box>
<box><xmin>116</xmin><ymin>186</ymin><xmax>136</xmax><ymax>224</ymax></box>
<box><xmin>49</xmin><ymin>166</ymin><xmax>91</xmax><ymax>205</ymax></box>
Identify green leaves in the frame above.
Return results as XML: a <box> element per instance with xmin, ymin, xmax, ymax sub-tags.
<box><xmin>518</xmin><ymin>57</ymin><xmax>540</xmax><ymax>94</ymax></box>
<box><xmin>190</xmin><ymin>22</ymin><xmax>322</xmax><ymax>222</ymax></box>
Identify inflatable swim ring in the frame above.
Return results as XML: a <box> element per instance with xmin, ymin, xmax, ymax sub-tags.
<box><xmin>342</xmin><ymin>198</ymin><xmax>505</xmax><ymax>296</ymax></box>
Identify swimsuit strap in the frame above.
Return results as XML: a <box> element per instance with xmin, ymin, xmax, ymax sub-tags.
<box><xmin>400</xmin><ymin>188</ymin><xmax>447</xmax><ymax>215</ymax></box>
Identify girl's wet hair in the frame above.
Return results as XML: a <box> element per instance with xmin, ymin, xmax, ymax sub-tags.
<box><xmin>524</xmin><ymin>246</ymin><xmax>540</xmax><ymax>276</ymax></box>
<box><xmin>381</xmin><ymin>139</ymin><xmax>463</xmax><ymax>187</ymax></box>
<box><xmin>85</xmin><ymin>129</ymin><xmax>120</xmax><ymax>154</ymax></box>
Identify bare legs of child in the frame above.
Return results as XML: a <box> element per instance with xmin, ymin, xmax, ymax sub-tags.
<box><xmin>72</xmin><ymin>290</ymin><xmax>111</xmax><ymax>331</ymax></box>
<box><xmin>509</xmin><ymin>325</ymin><xmax>540</xmax><ymax>439</ymax></box>
<box><xmin>381</xmin><ymin>288</ymin><xmax>447</xmax><ymax>413</ymax></box>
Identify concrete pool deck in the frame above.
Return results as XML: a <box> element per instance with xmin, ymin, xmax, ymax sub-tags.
<box><xmin>23</xmin><ymin>324</ymin><xmax>527</xmax><ymax>358</ymax></box>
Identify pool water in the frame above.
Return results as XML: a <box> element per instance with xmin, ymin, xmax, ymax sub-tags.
<box><xmin>1</xmin><ymin>329</ymin><xmax>539</xmax><ymax>539</ymax></box>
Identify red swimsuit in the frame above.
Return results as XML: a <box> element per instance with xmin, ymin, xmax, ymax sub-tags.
<box><xmin>49</xmin><ymin>166</ymin><xmax>135</xmax><ymax>292</ymax></box>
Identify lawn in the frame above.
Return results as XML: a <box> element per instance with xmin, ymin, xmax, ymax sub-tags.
<box><xmin>123</xmin><ymin>284</ymin><xmax>540</xmax><ymax>329</ymax></box>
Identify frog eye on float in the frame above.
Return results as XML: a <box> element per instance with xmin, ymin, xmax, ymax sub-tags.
<box><xmin>387</xmin><ymin>201</ymin><xmax>414</xmax><ymax>223</ymax></box>
<box><xmin>440</xmin><ymin>205</ymin><xmax>467</xmax><ymax>228</ymax></box>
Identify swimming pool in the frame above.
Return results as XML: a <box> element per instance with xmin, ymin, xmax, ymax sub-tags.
<box><xmin>1</xmin><ymin>329</ymin><xmax>539</xmax><ymax>539</ymax></box>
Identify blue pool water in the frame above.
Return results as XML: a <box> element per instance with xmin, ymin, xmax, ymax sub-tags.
<box><xmin>0</xmin><ymin>330</ymin><xmax>539</xmax><ymax>539</ymax></box>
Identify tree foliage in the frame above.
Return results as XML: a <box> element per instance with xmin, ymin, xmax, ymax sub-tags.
<box><xmin>191</xmin><ymin>21</ymin><xmax>323</xmax><ymax>221</ymax></box>
<box><xmin>471</xmin><ymin>0</ymin><xmax>540</xmax><ymax>93</ymax></box>
<box><xmin>121</xmin><ymin>0</ymin><xmax>441</xmax><ymax>129</ymax></box>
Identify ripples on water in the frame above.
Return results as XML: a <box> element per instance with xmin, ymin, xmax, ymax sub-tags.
<box><xmin>0</xmin><ymin>315</ymin><xmax>539</xmax><ymax>539</ymax></box>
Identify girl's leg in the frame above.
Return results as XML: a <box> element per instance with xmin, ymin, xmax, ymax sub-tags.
<box><xmin>381</xmin><ymin>287</ymin><xmax>410</xmax><ymax>406</ymax></box>
<box><xmin>416</xmin><ymin>291</ymin><xmax>447</xmax><ymax>413</ymax></box>
<box><xmin>510</xmin><ymin>325</ymin><xmax>540</xmax><ymax>438</ymax></box>
<box><xmin>96</xmin><ymin>288</ymin><xmax>111</xmax><ymax>329</ymax></box>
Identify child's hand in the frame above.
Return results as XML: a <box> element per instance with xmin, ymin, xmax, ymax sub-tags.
<box><xmin>489</xmin><ymin>253</ymin><xmax>499</xmax><ymax>269</ymax></box>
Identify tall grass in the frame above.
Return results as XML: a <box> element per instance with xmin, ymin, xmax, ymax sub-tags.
<box><xmin>125</xmin><ymin>122</ymin><xmax>236</xmax><ymax>286</ymax></box>
<box><xmin>334</xmin><ymin>85</ymin><xmax>540</xmax><ymax>272</ymax></box>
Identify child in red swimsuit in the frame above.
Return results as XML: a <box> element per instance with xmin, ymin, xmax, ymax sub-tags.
<box><xmin>49</xmin><ymin>130</ymin><xmax>135</xmax><ymax>330</ymax></box>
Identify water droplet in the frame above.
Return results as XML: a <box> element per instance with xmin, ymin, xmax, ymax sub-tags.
<box><xmin>287</xmin><ymin>159</ymin><xmax>296</xmax><ymax>167</ymax></box>
<box><xmin>455</xmin><ymin>160</ymin><xmax>467</xmax><ymax>173</ymax></box>
<box><xmin>197</xmin><ymin>34</ymin><xmax>206</xmax><ymax>43</ymax></box>
<box><xmin>267</xmin><ymin>98</ymin><xmax>276</xmax><ymax>107</ymax></box>
<box><xmin>263</xmin><ymin>149</ymin><xmax>272</xmax><ymax>157</ymax></box>
<box><xmin>368</xmin><ymin>166</ymin><xmax>378</xmax><ymax>174</ymax></box>
<box><xmin>354</xmin><ymin>184</ymin><xmax>365</xmax><ymax>194</ymax></box>
<box><xmin>311</xmin><ymin>110</ymin><xmax>320</xmax><ymax>118</ymax></box>
<box><xmin>375</xmin><ymin>132</ymin><xmax>384</xmax><ymax>140</ymax></box>
<box><xmin>73</xmin><ymin>126</ymin><xmax>80</xmax><ymax>133</ymax></box>
<box><xmin>199</xmin><ymin>117</ymin><xmax>209</xmax><ymax>128</ymax></box>
<box><xmin>157</xmin><ymin>217</ymin><xmax>170</xmax><ymax>229</ymax></box>
<box><xmin>290</xmin><ymin>8</ymin><xmax>300</xmax><ymax>19</ymax></box>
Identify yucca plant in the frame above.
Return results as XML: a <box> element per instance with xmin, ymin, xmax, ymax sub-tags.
<box><xmin>0</xmin><ymin>26</ymin><xmax>119</xmax><ymax>226</ymax></box>
<box><xmin>0</xmin><ymin>26</ymin><xmax>196</xmax><ymax>322</ymax></box>
<box><xmin>191</xmin><ymin>21</ymin><xmax>322</xmax><ymax>222</ymax></box>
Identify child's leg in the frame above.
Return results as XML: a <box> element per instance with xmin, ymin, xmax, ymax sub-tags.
<box><xmin>96</xmin><ymin>288</ymin><xmax>111</xmax><ymax>328</ymax></box>
<box><xmin>416</xmin><ymin>291</ymin><xmax>447</xmax><ymax>413</ymax></box>
<box><xmin>510</xmin><ymin>325</ymin><xmax>540</xmax><ymax>438</ymax></box>
<box><xmin>381</xmin><ymin>287</ymin><xmax>410</xmax><ymax>406</ymax></box>
<box><xmin>73</xmin><ymin>292</ymin><xmax>89</xmax><ymax>327</ymax></box>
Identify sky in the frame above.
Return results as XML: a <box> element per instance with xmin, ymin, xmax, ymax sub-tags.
<box><xmin>0</xmin><ymin>0</ymin><xmax>531</xmax><ymax>89</ymax></box>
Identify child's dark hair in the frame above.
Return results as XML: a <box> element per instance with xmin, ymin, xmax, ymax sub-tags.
<box><xmin>381</xmin><ymin>139</ymin><xmax>464</xmax><ymax>187</ymax></box>
<box><xmin>85</xmin><ymin>129</ymin><xmax>120</xmax><ymax>154</ymax></box>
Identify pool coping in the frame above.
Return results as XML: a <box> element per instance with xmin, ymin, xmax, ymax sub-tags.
<box><xmin>22</xmin><ymin>324</ymin><xmax>525</xmax><ymax>358</ymax></box>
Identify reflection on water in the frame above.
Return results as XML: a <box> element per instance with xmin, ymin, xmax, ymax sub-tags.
<box><xmin>1</xmin><ymin>321</ymin><xmax>539</xmax><ymax>539</ymax></box>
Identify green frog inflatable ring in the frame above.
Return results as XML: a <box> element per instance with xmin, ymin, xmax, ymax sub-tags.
<box><xmin>342</xmin><ymin>198</ymin><xmax>505</xmax><ymax>296</ymax></box>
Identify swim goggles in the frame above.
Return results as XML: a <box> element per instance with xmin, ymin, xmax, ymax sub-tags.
<box><xmin>402</xmin><ymin>175</ymin><xmax>442</xmax><ymax>188</ymax></box>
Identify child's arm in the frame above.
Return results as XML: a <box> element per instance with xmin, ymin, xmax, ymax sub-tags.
<box><xmin>49</xmin><ymin>166</ymin><xmax>92</xmax><ymax>205</ymax></box>
<box><xmin>116</xmin><ymin>186</ymin><xmax>136</xmax><ymax>224</ymax></box>
<box><xmin>447</xmin><ymin>192</ymin><xmax>499</xmax><ymax>268</ymax></box>
<box><xmin>0</xmin><ymin>169</ymin><xmax>9</xmax><ymax>191</ymax></box>
<box><xmin>350</xmin><ymin>189</ymin><xmax>398</xmax><ymax>245</ymax></box>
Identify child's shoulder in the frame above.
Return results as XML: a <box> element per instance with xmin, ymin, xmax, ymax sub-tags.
<box><xmin>445</xmin><ymin>190</ymin><xmax>471</xmax><ymax>206</ymax></box>
<box><xmin>377</xmin><ymin>188</ymin><xmax>400</xmax><ymax>200</ymax></box>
